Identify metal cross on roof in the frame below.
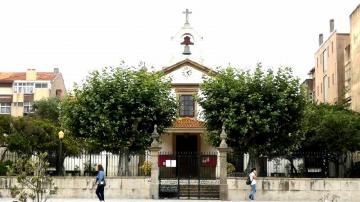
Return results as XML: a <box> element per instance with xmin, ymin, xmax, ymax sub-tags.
<box><xmin>183</xmin><ymin>8</ymin><xmax>192</xmax><ymax>24</ymax></box>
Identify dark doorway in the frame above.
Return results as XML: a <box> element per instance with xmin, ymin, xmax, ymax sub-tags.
<box><xmin>176</xmin><ymin>134</ymin><xmax>198</xmax><ymax>153</ymax></box>
<box><xmin>176</xmin><ymin>134</ymin><xmax>198</xmax><ymax>178</ymax></box>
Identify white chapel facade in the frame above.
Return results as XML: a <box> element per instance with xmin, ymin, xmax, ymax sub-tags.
<box><xmin>158</xmin><ymin>9</ymin><xmax>217</xmax><ymax>154</ymax></box>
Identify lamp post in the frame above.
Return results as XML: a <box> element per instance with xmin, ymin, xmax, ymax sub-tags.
<box><xmin>58</xmin><ymin>130</ymin><xmax>64</xmax><ymax>176</ymax></box>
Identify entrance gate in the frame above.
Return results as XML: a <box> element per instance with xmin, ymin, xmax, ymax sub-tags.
<box><xmin>158</xmin><ymin>152</ymin><xmax>220</xmax><ymax>199</ymax></box>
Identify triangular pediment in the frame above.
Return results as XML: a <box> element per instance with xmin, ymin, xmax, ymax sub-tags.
<box><xmin>162</xmin><ymin>59</ymin><xmax>216</xmax><ymax>76</ymax></box>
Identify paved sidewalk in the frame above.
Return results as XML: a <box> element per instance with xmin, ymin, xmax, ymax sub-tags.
<box><xmin>0</xmin><ymin>199</ymin><xmax>319</xmax><ymax>202</ymax></box>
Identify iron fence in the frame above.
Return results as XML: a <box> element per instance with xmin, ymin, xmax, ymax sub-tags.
<box><xmin>227</xmin><ymin>151</ymin><xmax>360</xmax><ymax>178</ymax></box>
<box><xmin>2</xmin><ymin>150</ymin><xmax>359</xmax><ymax>178</ymax></box>
<box><xmin>0</xmin><ymin>151</ymin><xmax>150</xmax><ymax>177</ymax></box>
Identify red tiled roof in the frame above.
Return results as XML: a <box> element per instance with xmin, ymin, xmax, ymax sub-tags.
<box><xmin>0</xmin><ymin>72</ymin><xmax>57</xmax><ymax>81</ymax></box>
<box><xmin>172</xmin><ymin>117</ymin><xmax>204</xmax><ymax>128</ymax></box>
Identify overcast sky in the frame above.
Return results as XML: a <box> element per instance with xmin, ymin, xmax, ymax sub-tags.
<box><xmin>0</xmin><ymin>0</ymin><xmax>359</xmax><ymax>89</ymax></box>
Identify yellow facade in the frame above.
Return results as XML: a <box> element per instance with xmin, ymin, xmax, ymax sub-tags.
<box><xmin>0</xmin><ymin>68</ymin><xmax>66</xmax><ymax>116</ymax></box>
<box><xmin>0</xmin><ymin>87</ymin><xmax>12</xmax><ymax>94</ymax></box>
<box><xmin>350</xmin><ymin>5</ymin><xmax>360</xmax><ymax>111</ymax></box>
<box><xmin>12</xmin><ymin>93</ymin><xmax>24</xmax><ymax>102</ymax></box>
<box><xmin>26</xmin><ymin>69</ymin><xmax>37</xmax><ymax>80</ymax></box>
<box><xmin>11</xmin><ymin>105</ymin><xmax>24</xmax><ymax>117</ymax></box>
<box><xmin>34</xmin><ymin>88</ymin><xmax>50</xmax><ymax>101</ymax></box>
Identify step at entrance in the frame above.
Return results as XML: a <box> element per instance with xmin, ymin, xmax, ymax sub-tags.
<box><xmin>179</xmin><ymin>185</ymin><xmax>219</xmax><ymax>199</ymax></box>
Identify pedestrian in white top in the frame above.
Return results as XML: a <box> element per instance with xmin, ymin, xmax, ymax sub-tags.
<box><xmin>249</xmin><ymin>167</ymin><xmax>257</xmax><ymax>200</ymax></box>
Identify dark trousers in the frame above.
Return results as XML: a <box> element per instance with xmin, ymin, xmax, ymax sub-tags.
<box><xmin>96</xmin><ymin>184</ymin><xmax>105</xmax><ymax>201</ymax></box>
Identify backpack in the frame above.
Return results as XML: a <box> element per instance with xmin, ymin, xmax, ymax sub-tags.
<box><xmin>246</xmin><ymin>173</ymin><xmax>252</xmax><ymax>185</ymax></box>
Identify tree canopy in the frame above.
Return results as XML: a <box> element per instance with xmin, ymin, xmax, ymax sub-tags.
<box><xmin>60</xmin><ymin>67</ymin><xmax>177</xmax><ymax>153</ymax></box>
<box><xmin>301</xmin><ymin>103</ymin><xmax>360</xmax><ymax>153</ymax></box>
<box><xmin>199</xmin><ymin>65</ymin><xmax>306</xmax><ymax>157</ymax></box>
<box><xmin>1</xmin><ymin>98</ymin><xmax>81</xmax><ymax>174</ymax></box>
<box><xmin>33</xmin><ymin>97</ymin><xmax>61</xmax><ymax>123</ymax></box>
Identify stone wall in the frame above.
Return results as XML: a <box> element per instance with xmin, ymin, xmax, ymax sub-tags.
<box><xmin>228</xmin><ymin>177</ymin><xmax>360</xmax><ymax>201</ymax></box>
<box><xmin>1</xmin><ymin>176</ymin><xmax>360</xmax><ymax>201</ymax></box>
<box><xmin>0</xmin><ymin>177</ymin><xmax>150</xmax><ymax>199</ymax></box>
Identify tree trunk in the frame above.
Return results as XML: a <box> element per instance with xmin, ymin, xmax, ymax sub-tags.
<box><xmin>246</xmin><ymin>151</ymin><xmax>256</xmax><ymax>173</ymax></box>
<box><xmin>246</xmin><ymin>150</ymin><xmax>264</xmax><ymax>176</ymax></box>
<box><xmin>0</xmin><ymin>148</ymin><xmax>8</xmax><ymax>162</ymax></box>
<box><xmin>288</xmin><ymin>158</ymin><xmax>298</xmax><ymax>177</ymax></box>
<box><xmin>124</xmin><ymin>152</ymin><xmax>130</xmax><ymax>176</ymax></box>
<box><xmin>117</xmin><ymin>151</ymin><xmax>122</xmax><ymax>176</ymax></box>
<box><xmin>337</xmin><ymin>153</ymin><xmax>348</xmax><ymax>178</ymax></box>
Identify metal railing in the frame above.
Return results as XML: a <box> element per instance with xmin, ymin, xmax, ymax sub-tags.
<box><xmin>1</xmin><ymin>151</ymin><xmax>150</xmax><ymax>177</ymax></box>
<box><xmin>227</xmin><ymin>151</ymin><xmax>360</xmax><ymax>178</ymax></box>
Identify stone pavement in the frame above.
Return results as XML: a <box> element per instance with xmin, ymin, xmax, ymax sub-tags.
<box><xmin>0</xmin><ymin>199</ymin><xmax>319</xmax><ymax>202</ymax></box>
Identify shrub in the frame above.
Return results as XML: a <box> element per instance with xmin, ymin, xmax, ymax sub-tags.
<box><xmin>141</xmin><ymin>161</ymin><xmax>151</xmax><ymax>176</ymax></box>
<box><xmin>349</xmin><ymin>162</ymin><xmax>360</xmax><ymax>177</ymax></box>
<box><xmin>227</xmin><ymin>162</ymin><xmax>235</xmax><ymax>174</ymax></box>
<box><xmin>0</xmin><ymin>160</ymin><xmax>12</xmax><ymax>176</ymax></box>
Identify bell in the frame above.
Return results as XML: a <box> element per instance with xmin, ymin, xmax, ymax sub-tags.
<box><xmin>183</xmin><ymin>45</ymin><xmax>191</xmax><ymax>55</ymax></box>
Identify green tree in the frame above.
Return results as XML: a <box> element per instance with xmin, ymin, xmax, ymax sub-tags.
<box><xmin>0</xmin><ymin>115</ymin><xmax>11</xmax><ymax>161</ymax></box>
<box><xmin>32</xmin><ymin>97</ymin><xmax>81</xmax><ymax>174</ymax></box>
<box><xmin>0</xmin><ymin>115</ymin><xmax>11</xmax><ymax>136</ymax></box>
<box><xmin>199</xmin><ymin>65</ymin><xmax>306</xmax><ymax>174</ymax></box>
<box><xmin>5</xmin><ymin>117</ymin><xmax>81</xmax><ymax>173</ymax></box>
<box><xmin>33</xmin><ymin>97</ymin><xmax>61</xmax><ymax>123</ymax></box>
<box><xmin>300</xmin><ymin>103</ymin><xmax>360</xmax><ymax>176</ymax></box>
<box><xmin>60</xmin><ymin>66</ymin><xmax>177</xmax><ymax>154</ymax></box>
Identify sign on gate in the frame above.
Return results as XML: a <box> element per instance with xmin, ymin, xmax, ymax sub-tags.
<box><xmin>158</xmin><ymin>152</ymin><xmax>220</xmax><ymax>199</ymax></box>
<box><xmin>165</xmin><ymin>160</ymin><xmax>176</xmax><ymax>167</ymax></box>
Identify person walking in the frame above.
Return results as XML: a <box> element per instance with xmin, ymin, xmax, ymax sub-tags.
<box><xmin>248</xmin><ymin>167</ymin><xmax>257</xmax><ymax>200</ymax></box>
<box><xmin>95</xmin><ymin>164</ymin><xmax>106</xmax><ymax>202</ymax></box>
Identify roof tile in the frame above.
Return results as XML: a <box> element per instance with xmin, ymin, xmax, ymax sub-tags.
<box><xmin>0</xmin><ymin>72</ymin><xmax>57</xmax><ymax>81</ymax></box>
<box><xmin>172</xmin><ymin>117</ymin><xmax>204</xmax><ymax>128</ymax></box>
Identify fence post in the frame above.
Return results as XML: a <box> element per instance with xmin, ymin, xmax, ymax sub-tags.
<box><xmin>217</xmin><ymin>125</ymin><xmax>232</xmax><ymax>201</ymax></box>
<box><xmin>149</xmin><ymin>125</ymin><xmax>161</xmax><ymax>199</ymax></box>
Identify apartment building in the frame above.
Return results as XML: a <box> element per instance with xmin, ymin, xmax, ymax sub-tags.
<box><xmin>0</xmin><ymin>68</ymin><xmax>66</xmax><ymax>116</ymax></box>
<box><xmin>314</xmin><ymin>19</ymin><xmax>350</xmax><ymax>104</ymax></box>
<box><xmin>301</xmin><ymin>67</ymin><xmax>315</xmax><ymax>101</ymax></box>
<box><xmin>350</xmin><ymin>5</ymin><xmax>360</xmax><ymax>111</ymax></box>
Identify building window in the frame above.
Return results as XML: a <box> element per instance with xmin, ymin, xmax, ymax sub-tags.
<box><xmin>328</xmin><ymin>77</ymin><xmax>330</xmax><ymax>88</ymax></box>
<box><xmin>35</xmin><ymin>82</ymin><xmax>48</xmax><ymax>88</ymax></box>
<box><xmin>320</xmin><ymin>83</ymin><xmax>322</xmax><ymax>93</ymax></box>
<box><xmin>323</xmin><ymin>76</ymin><xmax>328</xmax><ymax>102</ymax></box>
<box><xmin>345</xmin><ymin>45</ymin><xmax>351</xmax><ymax>62</ymax></box>
<box><xmin>13</xmin><ymin>102</ymin><xmax>23</xmax><ymax>107</ymax></box>
<box><xmin>0</xmin><ymin>103</ymin><xmax>11</xmax><ymax>114</ymax></box>
<box><xmin>180</xmin><ymin>95</ymin><xmax>194</xmax><ymax>117</ymax></box>
<box><xmin>345</xmin><ymin>68</ymin><xmax>351</xmax><ymax>82</ymax></box>
<box><xmin>13</xmin><ymin>82</ymin><xmax>34</xmax><ymax>94</ymax></box>
<box><xmin>331</xmin><ymin>41</ymin><xmax>333</xmax><ymax>53</ymax></box>
<box><xmin>23</xmin><ymin>101</ymin><xmax>34</xmax><ymax>113</ymax></box>
<box><xmin>56</xmin><ymin>89</ymin><xmax>62</xmax><ymax>97</ymax></box>
<box><xmin>332</xmin><ymin>74</ymin><xmax>334</xmax><ymax>85</ymax></box>
<box><xmin>323</xmin><ymin>49</ymin><xmax>328</xmax><ymax>73</ymax></box>
<box><xmin>309</xmin><ymin>92</ymin><xmax>313</xmax><ymax>100</ymax></box>
<box><xmin>317</xmin><ymin>86</ymin><xmax>319</xmax><ymax>96</ymax></box>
